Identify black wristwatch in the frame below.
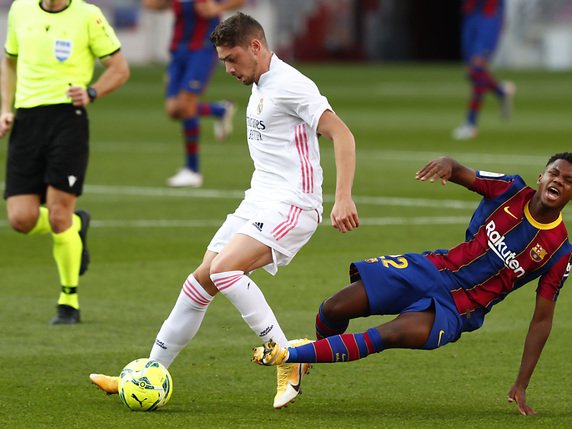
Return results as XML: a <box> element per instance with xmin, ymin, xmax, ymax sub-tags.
<box><xmin>86</xmin><ymin>86</ymin><xmax>97</xmax><ymax>103</ymax></box>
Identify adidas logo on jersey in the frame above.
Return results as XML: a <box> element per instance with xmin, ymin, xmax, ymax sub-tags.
<box><xmin>252</xmin><ymin>222</ymin><xmax>264</xmax><ymax>232</ymax></box>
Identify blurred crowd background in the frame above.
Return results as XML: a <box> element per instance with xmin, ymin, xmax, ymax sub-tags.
<box><xmin>1</xmin><ymin>0</ymin><xmax>572</xmax><ymax>69</ymax></box>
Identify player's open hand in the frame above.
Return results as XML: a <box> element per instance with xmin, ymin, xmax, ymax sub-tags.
<box><xmin>0</xmin><ymin>112</ymin><xmax>14</xmax><ymax>138</ymax></box>
<box><xmin>330</xmin><ymin>198</ymin><xmax>359</xmax><ymax>233</ymax></box>
<box><xmin>507</xmin><ymin>384</ymin><xmax>536</xmax><ymax>416</ymax></box>
<box><xmin>66</xmin><ymin>85</ymin><xmax>90</xmax><ymax>107</ymax></box>
<box><xmin>415</xmin><ymin>157</ymin><xmax>455</xmax><ymax>185</ymax></box>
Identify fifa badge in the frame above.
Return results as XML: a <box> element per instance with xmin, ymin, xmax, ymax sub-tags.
<box><xmin>54</xmin><ymin>40</ymin><xmax>73</xmax><ymax>62</ymax></box>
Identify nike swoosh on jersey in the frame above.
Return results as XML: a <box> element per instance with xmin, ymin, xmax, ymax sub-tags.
<box><xmin>503</xmin><ymin>206</ymin><xmax>518</xmax><ymax>220</ymax></box>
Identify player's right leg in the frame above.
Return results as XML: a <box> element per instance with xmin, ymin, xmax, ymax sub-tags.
<box><xmin>166</xmin><ymin>49</ymin><xmax>217</xmax><ymax>188</ymax></box>
<box><xmin>149</xmin><ymin>254</ymin><xmax>218</xmax><ymax>367</ymax></box>
<box><xmin>165</xmin><ymin>92</ymin><xmax>204</xmax><ymax>187</ymax></box>
<box><xmin>316</xmin><ymin>280</ymin><xmax>370</xmax><ymax>339</ymax></box>
<box><xmin>90</xmin><ymin>253</ymin><xmax>219</xmax><ymax>395</ymax></box>
<box><xmin>6</xmin><ymin>195</ymin><xmax>44</xmax><ymax>234</ymax></box>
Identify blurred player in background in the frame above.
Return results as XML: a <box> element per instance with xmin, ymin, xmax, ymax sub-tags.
<box><xmin>90</xmin><ymin>12</ymin><xmax>360</xmax><ymax>410</ymax></box>
<box><xmin>254</xmin><ymin>154</ymin><xmax>572</xmax><ymax>416</ymax></box>
<box><xmin>143</xmin><ymin>0</ymin><xmax>244</xmax><ymax>187</ymax></box>
<box><xmin>0</xmin><ymin>0</ymin><xmax>129</xmax><ymax>324</ymax></box>
<box><xmin>453</xmin><ymin>0</ymin><xmax>515</xmax><ymax>140</ymax></box>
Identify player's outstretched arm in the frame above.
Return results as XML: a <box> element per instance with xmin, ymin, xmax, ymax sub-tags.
<box><xmin>317</xmin><ymin>110</ymin><xmax>359</xmax><ymax>233</ymax></box>
<box><xmin>415</xmin><ymin>156</ymin><xmax>476</xmax><ymax>188</ymax></box>
<box><xmin>0</xmin><ymin>56</ymin><xmax>17</xmax><ymax>138</ymax></box>
<box><xmin>508</xmin><ymin>294</ymin><xmax>556</xmax><ymax>416</ymax></box>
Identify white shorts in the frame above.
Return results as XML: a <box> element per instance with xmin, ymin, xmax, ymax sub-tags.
<box><xmin>207</xmin><ymin>200</ymin><xmax>322</xmax><ymax>275</ymax></box>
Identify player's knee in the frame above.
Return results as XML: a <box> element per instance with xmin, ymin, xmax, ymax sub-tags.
<box><xmin>321</xmin><ymin>297</ymin><xmax>346</xmax><ymax>322</ymax></box>
<box><xmin>7</xmin><ymin>211</ymin><xmax>36</xmax><ymax>233</ymax></box>
<box><xmin>168</xmin><ymin>111</ymin><xmax>181</xmax><ymax>120</ymax></box>
<box><xmin>165</xmin><ymin>107</ymin><xmax>180</xmax><ymax>120</ymax></box>
<box><xmin>164</xmin><ymin>100</ymin><xmax>180</xmax><ymax>119</ymax></box>
<box><xmin>47</xmin><ymin>209</ymin><xmax>72</xmax><ymax>233</ymax></box>
<box><xmin>178</xmin><ymin>106</ymin><xmax>198</xmax><ymax>119</ymax></box>
<box><xmin>208</xmin><ymin>258</ymin><xmax>225</xmax><ymax>278</ymax></box>
<box><xmin>190</xmin><ymin>267</ymin><xmax>218</xmax><ymax>297</ymax></box>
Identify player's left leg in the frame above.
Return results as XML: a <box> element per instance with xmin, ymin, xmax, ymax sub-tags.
<box><xmin>210</xmin><ymin>233</ymin><xmax>289</xmax><ymax>347</ymax></box>
<box><xmin>190</xmin><ymin>47</ymin><xmax>235</xmax><ymax>141</ymax></box>
<box><xmin>212</xmin><ymin>205</ymin><xmax>320</xmax><ymax>408</ymax></box>
<box><xmin>198</xmin><ymin>100</ymin><xmax>236</xmax><ymax>141</ymax></box>
<box><xmin>211</xmin><ymin>234</ymin><xmax>303</xmax><ymax>409</ymax></box>
<box><xmin>45</xmin><ymin>186</ymin><xmax>86</xmax><ymax>324</ymax></box>
<box><xmin>254</xmin><ymin>310</ymin><xmax>435</xmax><ymax>365</ymax></box>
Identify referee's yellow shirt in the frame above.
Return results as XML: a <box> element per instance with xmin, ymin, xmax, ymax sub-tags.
<box><xmin>5</xmin><ymin>0</ymin><xmax>122</xmax><ymax>108</ymax></box>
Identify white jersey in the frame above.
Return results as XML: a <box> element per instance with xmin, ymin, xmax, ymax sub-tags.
<box><xmin>243</xmin><ymin>54</ymin><xmax>331</xmax><ymax>213</ymax></box>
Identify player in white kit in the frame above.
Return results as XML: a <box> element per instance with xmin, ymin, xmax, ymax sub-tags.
<box><xmin>90</xmin><ymin>12</ymin><xmax>360</xmax><ymax>409</ymax></box>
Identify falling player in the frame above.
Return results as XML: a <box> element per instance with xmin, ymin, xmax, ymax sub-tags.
<box><xmin>254</xmin><ymin>153</ymin><xmax>572</xmax><ymax>416</ymax></box>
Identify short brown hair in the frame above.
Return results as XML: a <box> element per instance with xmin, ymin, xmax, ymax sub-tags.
<box><xmin>210</xmin><ymin>12</ymin><xmax>267</xmax><ymax>48</ymax></box>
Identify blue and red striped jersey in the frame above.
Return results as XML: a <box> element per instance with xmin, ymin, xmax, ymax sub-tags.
<box><xmin>463</xmin><ymin>0</ymin><xmax>504</xmax><ymax>17</ymax></box>
<box><xmin>170</xmin><ymin>0</ymin><xmax>221</xmax><ymax>52</ymax></box>
<box><xmin>425</xmin><ymin>171</ymin><xmax>572</xmax><ymax>331</ymax></box>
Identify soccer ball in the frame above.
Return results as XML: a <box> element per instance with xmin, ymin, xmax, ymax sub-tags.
<box><xmin>118</xmin><ymin>358</ymin><xmax>173</xmax><ymax>411</ymax></box>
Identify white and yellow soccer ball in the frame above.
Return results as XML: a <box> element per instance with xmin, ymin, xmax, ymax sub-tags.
<box><xmin>118</xmin><ymin>358</ymin><xmax>173</xmax><ymax>411</ymax></box>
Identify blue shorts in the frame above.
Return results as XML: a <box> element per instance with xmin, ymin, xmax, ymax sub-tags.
<box><xmin>350</xmin><ymin>253</ymin><xmax>463</xmax><ymax>350</ymax></box>
<box><xmin>166</xmin><ymin>47</ymin><xmax>218</xmax><ymax>98</ymax></box>
<box><xmin>462</xmin><ymin>13</ymin><xmax>503</xmax><ymax>62</ymax></box>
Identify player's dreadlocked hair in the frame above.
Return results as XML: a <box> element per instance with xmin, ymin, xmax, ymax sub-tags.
<box><xmin>546</xmin><ymin>152</ymin><xmax>572</xmax><ymax>166</ymax></box>
<box><xmin>210</xmin><ymin>12</ymin><xmax>267</xmax><ymax>48</ymax></box>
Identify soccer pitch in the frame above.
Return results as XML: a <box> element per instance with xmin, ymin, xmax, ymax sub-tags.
<box><xmin>0</xmin><ymin>64</ymin><xmax>571</xmax><ymax>428</ymax></box>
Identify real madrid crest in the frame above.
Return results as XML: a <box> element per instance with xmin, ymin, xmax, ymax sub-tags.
<box><xmin>257</xmin><ymin>97</ymin><xmax>264</xmax><ymax>115</ymax></box>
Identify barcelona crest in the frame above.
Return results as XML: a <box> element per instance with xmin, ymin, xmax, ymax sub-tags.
<box><xmin>530</xmin><ymin>243</ymin><xmax>547</xmax><ymax>263</ymax></box>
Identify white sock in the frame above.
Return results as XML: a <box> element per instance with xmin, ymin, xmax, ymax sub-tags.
<box><xmin>210</xmin><ymin>270</ymin><xmax>289</xmax><ymax>347</ymax></box>
<box><xmin>149</xmin><ymin>274</ymin><xmax>213</xmax><ymax>367</ymax></box>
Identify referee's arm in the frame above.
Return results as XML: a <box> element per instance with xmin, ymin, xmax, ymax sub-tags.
<box><xmin>0</xmin><ymin>55</ymin><xmax>17</xmax><ymax>138</ymax></box>
<box><xmin>68</xmin><ymin>51</ymin><xmax>130</xmax><ymax>107</ymax></box>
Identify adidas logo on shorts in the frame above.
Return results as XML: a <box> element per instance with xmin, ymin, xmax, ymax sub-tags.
<box><xmin>252</xmin><ymin>221</ymin><xmax>264</xmax><ymax>232</ymax></box>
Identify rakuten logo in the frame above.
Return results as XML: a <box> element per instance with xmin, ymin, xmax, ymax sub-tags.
<box><xmin>486</xmin><ymin>220</ymin><xmax>525</xmax><ymax>278</ymax></box>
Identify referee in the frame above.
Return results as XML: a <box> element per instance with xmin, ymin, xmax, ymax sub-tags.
<box><xmin>0</xmin><ymin>0</ymin><xmax>130</xmax><ymax>324</ymax></box>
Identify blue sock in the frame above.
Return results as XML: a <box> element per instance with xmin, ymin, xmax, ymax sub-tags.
<box><xmin>315</xmin><ymin>302</ymin><xmax>349</xmax><ymax>339</ymax></box>
<box><xmin>288</xmin><ymin>328</ymin><xmax>384</xmax><ymax>363</ymax></box>
<box><xmin>183</xmin><ymin>117</ymin><xmax>199</xmax><ymax>172</ymax></box>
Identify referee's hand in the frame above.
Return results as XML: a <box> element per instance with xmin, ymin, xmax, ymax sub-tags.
<box><xmin>0</xmin><ymin>112</ymin><xmax>14</xmax><ymax>138</ymax></box>
<box><xmin>66</xmin><ymin>85</ymin><xmax>90</xmax><ymax>107</ymax></box>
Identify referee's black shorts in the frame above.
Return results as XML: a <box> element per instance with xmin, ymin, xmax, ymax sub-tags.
<box><xmin>4</xmin><ymin>104</ymin><xmax>89</xmax><ymax>201</ymax></box>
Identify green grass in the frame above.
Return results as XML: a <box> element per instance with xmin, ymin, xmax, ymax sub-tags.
<box><xmin>1</xmin><ymin>63</ymin><xmax>571</xmax><ymax>428</ymax></box>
